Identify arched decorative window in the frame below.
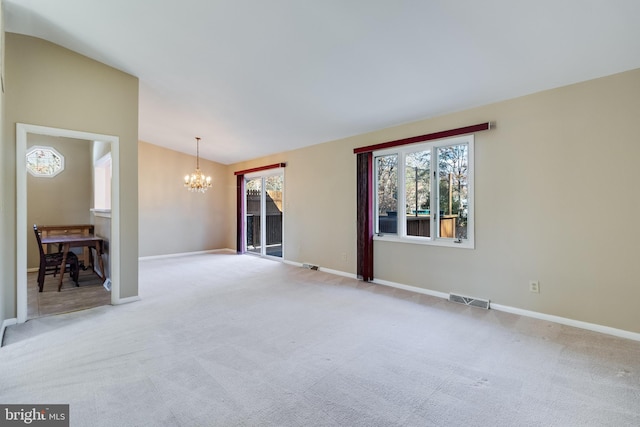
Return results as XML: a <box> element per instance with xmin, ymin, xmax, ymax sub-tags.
<box><xmin>26</xmin><ymin>146</ymin><xmax>65</xmax><ymax>177</ymax></box>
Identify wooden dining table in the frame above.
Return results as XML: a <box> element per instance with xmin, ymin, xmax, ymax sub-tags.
<box><xmin>40</xmin><ymin>234</ymin><xmax>106</xmax><ymax>291</ymax></box>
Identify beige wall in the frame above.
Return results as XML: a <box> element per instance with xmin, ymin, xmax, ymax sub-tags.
<box><xmin>2</xmin><ymin>29</ymin><xmax>638</xmax><ymax>336</ymax></box>
<box><xmin>0</xmin><ymin>1</ymin><xmax>7</xmax><ymax>327</ymax></box>
<box><xmin>138</xmin><ymin>141</ymin><xmax>230</xmax><ymax>257</ymax></box>
<box><xmin>228</xmin><ymin>144</ymin><xmax>356</xmax><ymax>269</ymax></box>
<box><xmin>228</xmin><ymin>68</ymin><xmax>640</xmax><ymax>334</ymax></box>
<box><xmin>27</xmin><ymin>135</ymin><xmax>92</xmax><ymax>269</ymax></box>
<box><xmin>2</xmin><ymin>33</ymin><xmax>139</xmax><ymax>321</ymax></box>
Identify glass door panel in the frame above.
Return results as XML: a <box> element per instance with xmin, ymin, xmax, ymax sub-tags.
<box><xmin>265</xmin><ymin>175</ymin><xmax>283</xmax><ymax>258</ymax></box>
<box><xmin>246</xmin><ymin>177</ymin><xmax>262</xmax><ymax>254</ymax></box>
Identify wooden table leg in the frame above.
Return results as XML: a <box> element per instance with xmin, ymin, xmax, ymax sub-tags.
<box><xmin>58</xmin><ymin>243</ymin><xmax>70</xmax><ymax>291</ymax></box>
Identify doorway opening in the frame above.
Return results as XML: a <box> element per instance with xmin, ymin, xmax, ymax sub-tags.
<box><xmin>16</xmin><ymin>124</ymin><xmax>121</xmax><ymax>324</ymax></box>
<box><xmin>245</xmin><ymin>170</ymin><xmax>284</xmax><ymax>258</ymax></box>
<box><xmin>26</xmin><ymin>136</ymin><xmax>111</xmax><ymax>319</ymax></box>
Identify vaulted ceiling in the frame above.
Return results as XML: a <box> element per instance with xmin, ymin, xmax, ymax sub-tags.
<box><xmin>5</xmin><ymin>1</ymin><xmax>640</xmax><ymax>164</ymax></box>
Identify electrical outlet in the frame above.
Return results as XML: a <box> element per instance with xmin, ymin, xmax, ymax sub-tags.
<box><xmin>340</xmin><ymin>252</ymin><xmax>347</xmax><ymax>262</ymax></box>
<box><xmin>529</xmin><ymin>280</ymin><xmax>540</xmax><ymax>293</ymax></box>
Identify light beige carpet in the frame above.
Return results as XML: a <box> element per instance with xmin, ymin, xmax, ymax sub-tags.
<box><xmin>2</xmin><ymin>253</ymin><xmax>639</xmax><ymax>426</ymax></box>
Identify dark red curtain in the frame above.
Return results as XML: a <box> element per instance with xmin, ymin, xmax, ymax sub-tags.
<box><xmin>236</xmin><ymin>174</ymin><xmax>246</xmax><ymax>254</ymax></box>
<box><xmin>356</xmin><ymin>152</ymin><xmax>374</xmax><ymax>281</ymax></box>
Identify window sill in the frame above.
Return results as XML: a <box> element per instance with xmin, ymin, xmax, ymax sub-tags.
<box><xmin>373</xmin><ymin>234</ymin><xmax>474</xmax><ymax>249</ymax></box>
<box><xmin>91</xmin><ymin>209</ymin><xmax>111</xmax><ymax>218</ymax></box>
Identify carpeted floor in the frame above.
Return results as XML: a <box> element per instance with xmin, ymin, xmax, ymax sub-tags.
<box><xmin>1</xmin><ymin>253</ymin><xmax>639</xmax><ymax>426</ymax></box>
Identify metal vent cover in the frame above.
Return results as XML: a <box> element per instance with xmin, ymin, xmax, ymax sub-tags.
<box><xmin>449</xmin><ymin>293</ymin><xmax>490</xmax><ymax>310</ymax></box>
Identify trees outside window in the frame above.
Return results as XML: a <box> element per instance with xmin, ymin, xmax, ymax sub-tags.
<box><xmin>374</xmin><ymin>135</ymin><xmax>474</xmax><ymax>248</ymax></box>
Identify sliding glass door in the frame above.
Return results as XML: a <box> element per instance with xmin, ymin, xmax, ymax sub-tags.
<box><xmin>245</xmin><ymin>177</ymin><xmax>262</xmax><ymax>255</ymax></box>
<box><xmin>245</xmin><ymin>171</ymin><xmax>283</xmax><ymax>258</ymax></box>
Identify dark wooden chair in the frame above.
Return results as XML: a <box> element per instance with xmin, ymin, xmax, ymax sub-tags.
<box><xmin>33</xmin><ymin>224</ymin><xmax>80</xmax><ymax>292</ymax></box>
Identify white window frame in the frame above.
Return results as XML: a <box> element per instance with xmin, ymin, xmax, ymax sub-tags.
<box><xmin>373</xmin><ymin>135</ymin><xmax>474</xmax><ymax>249</ymax></box>
<box><xmin>93</xmin><ymin>152</ymin><xmax>112</xmax><ymax>212</ymax></box>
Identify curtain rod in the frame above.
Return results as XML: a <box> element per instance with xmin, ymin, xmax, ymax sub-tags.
<box><xmin>234</xmin><ymin>162</ymin><xmax>286</xmax><ymax>176</ymax></box>
<box><xmin>353</xmin><ymin>122</ymin><xmax>492</xmax><ymax>154</ymax></box>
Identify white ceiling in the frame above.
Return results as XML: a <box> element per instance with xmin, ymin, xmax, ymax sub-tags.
<box><xmin>5</xmin><ymin>1</ymin><xmax>640</xmax><ymax>164</ymax></box>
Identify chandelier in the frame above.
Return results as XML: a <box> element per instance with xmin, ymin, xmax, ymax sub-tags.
<box><xmin>184</xmin><ymin>137</ymin><xmax>212</xmax><ymax>193</ymax></box>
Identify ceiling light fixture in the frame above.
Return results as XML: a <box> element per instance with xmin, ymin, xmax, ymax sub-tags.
<box><xmin>184</xmin><ymin>137</ymin><xmax>212</xmax><ymax>193</ymax></box>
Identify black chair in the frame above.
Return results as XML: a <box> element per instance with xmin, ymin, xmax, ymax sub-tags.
<box><xmin>33</xmin><ymin>224</ymin><xmax>79</xmax><ymax>292</ymax></box>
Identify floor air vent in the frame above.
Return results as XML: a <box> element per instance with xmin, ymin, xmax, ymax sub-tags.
<box><xmin>302</xmin><ymin>263</ymin><xmax>319</xmax><ymax>271</ymax></box>
<box><xmin>449</xmin><ymin>293</ymin><xmax>490</xmax><ymax>309</ymax></box>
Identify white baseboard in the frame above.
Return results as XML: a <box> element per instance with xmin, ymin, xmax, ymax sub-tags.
<box><xmin>370</xmin><ymin>277</ymin><xmax>640</xmax><ymax>342</ymax></box>
<box><xmin>1</xmin><ymin>318</ymin><xmax>18</xmax><ymax>347</ymax></box>
<box><xmin>112</xmin><ymin>295</ymin><xmax>141</xmax><ymax>305</ymax></box>
<box><xmin>139</xmin><ymin>248</ymin><xmax>235</xmax><ymax>261</ymax></box>
<box><xmin>373</xmin><ymin>278</ymin><xmax>450</xmax><ymax>300</ymax></box>
<box><xmin>282</xmin><ymin>259</ymin><xmax>300</xmax><ymax>267</ymax></box>
<box><xmin>489</xmin><ymin>303</ymin><xmax>640</xmax><ymax>342</ymax></box>
<box><xmin>318</xmin><ymin>266</ymin><xmax>358</xmax><ymax>279</ymax></box>
<box><xmin>282</xmin><ymin>260</ymin><xmax>358</xmax><ymax>279</ymax></box>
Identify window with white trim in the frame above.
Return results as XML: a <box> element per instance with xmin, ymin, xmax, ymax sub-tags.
<box><xmin>374</xmin><ymin>135</ymin><xmax>474</xmax><ymax>248</ymax></box>
<box><xmin>94</xmin><ymin>152</ymin><xmax>112</xmax><ymax>211</ymax></box>
<box><xmin>26</xmin><ymin>146</ymin><xmax>64</xmax><ymax>177</ymax></box>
